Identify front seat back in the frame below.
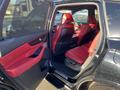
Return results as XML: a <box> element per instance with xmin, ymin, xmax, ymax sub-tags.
<box><xmin>52</xmin><ymin>13</ymin><xmax>74</xmax><ymax>55</ymax></box>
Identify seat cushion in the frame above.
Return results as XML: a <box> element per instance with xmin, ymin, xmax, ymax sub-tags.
<box><xmin>65</xmin><ymin>32</ymin><xmax>100</xmax><ymax>65</ymax></box>
<box><xmin>65</xmin><ymin>43</ymin><xmax>90</xmax><ymax>65</ymax></box>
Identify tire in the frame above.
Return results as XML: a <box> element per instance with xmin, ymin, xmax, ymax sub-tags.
<box><xmin>76</xmin><ymin>81</ymin><xmax>117</xmax><ymax>90</ymax></box>
<box><xmin>84</xmin><ymin>82</ymin><xmax>116</xmax><ymax>90</ymax></box>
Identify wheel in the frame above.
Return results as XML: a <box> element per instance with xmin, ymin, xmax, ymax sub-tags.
<box><xmin>87</xmin><ymin>82</ymin><xmax>116</xmax><ymax>90</ymax></box>
<box><xmin>78</xmin><ymin>82</ymin><xmax>116</xmax><ymax>90</ymax></box>
<box><xmin>0</xmin><ymin>83</ymin><xmax>14</xmax><ymax>90</ymax></box>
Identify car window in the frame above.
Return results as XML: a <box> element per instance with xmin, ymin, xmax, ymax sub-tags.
<box><xmin>73</xmin><ymin>9</ymin><xmax>88</xmax><ymax>25</ymax></box>
<box><xmin>54</xmin><ymin>10</ymin><xmax>72</xmax><ymax>25</ymax></box>
<box><xmin>106</xmin><ymin>2</ymin><xmax>120</xmax><ymax>37</ymax></box>
<box><xmin>3</xmin><ymin>0</ymin><xmax>49</xmax><ymax>39</ymax></box>
<box><xmin>54</xmin><ymin>11</ymin><xmax>63</xmax><ymax>25</ymax></box>
<box><xmin>0</xmin><ymin>0</ymin><xmax>3</xmax><ymax>5</ymax></box>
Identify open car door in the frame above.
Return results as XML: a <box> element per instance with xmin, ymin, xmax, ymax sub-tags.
<box><xmin>0</xmin><ymin>0</ymin><xmax>51</xmax><ymax>90</ymax></box>
<box><xmin>0</xmin><ymin>36</ymin><xmax>49</xmax><ymax>90</ymax></box>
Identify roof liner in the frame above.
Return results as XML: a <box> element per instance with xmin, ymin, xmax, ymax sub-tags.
<box><xmin>57</xmin><ymin>5</ymin><xmax>97</xmax><ymax>11</ymax></box>
<box><xmin>53</xmin><ymin>0</ymin><xmax>102</xmax><ymax>5</ymax></box>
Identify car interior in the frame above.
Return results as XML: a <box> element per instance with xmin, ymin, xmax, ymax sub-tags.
<box><xmin>0</xmin><ymin>2</ymin><xmax>102</xmax><ymax>90</ymax></box>
<box><xmin>50</xmin><ymin>4</ymin><xmax>101</xmax><ymax>79</ymax></box>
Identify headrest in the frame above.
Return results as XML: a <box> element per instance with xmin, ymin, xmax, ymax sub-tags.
<box><xmin>61</xmin><ymin>13</ymin><xmax>74</xmax><ymax>24</ymax></box>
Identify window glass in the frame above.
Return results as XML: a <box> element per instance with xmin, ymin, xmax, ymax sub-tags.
<box><xmin>54</xmin><ymin>10</ymin><xmax>72</xmax><ymax>25</ymax></box>
<box><xmin>106</xmin><ymin>2</ymin><xmax>120</xmax><ymax>37</ymax></box>
<box><xmin>3</xmin><ymin>0</ymin><xmax>49</xmax><ymax>39</ymax></box>
<box><xmin>73</xmin><ymin>9</ymin><xmax>88</xmax><ymax>25</ymax></box>
<box><xmin>54</xmin><ymin>11</ymin><xmax>63</xmax><ymax>25</ymax></box>
<box><xmin>0</xmin><ymin>0</ymin><xmax>3</xmax><ymax>5</ymax></box>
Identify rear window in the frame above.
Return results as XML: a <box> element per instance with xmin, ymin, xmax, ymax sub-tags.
<box><xmin>3</xmin><ymin>0</ymin><xmax>49</xmax><ymax>39</ymax></box>
<box><xmin>106</xmin><ymin>2</ymin><xmax>120</xmax><ymax>37</ymax></box>
<box><xmin>73</xmin><ymin>9</ymin><xmax>88</xmax><ymax>24</ymax></box>
<box><xmin>54</xmin><ymin>10</ymin><xmax>72</xmax><ymax>25</ymax></box>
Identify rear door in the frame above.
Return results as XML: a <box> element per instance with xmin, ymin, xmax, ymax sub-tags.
<box><xmin>0</xmin><ymin>0</ymin><xmax>51</xmax><ymax>90</ymax></box>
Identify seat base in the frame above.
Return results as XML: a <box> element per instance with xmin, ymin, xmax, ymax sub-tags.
<box><xmin>65</xmin><ymin>43</ymin><xmax>90</xmax><ymax>65</ymax></box>
<box><xmin>65</xmin><ymin>58</ymin><xmax>81</xmax><ymax>72</ymax></box>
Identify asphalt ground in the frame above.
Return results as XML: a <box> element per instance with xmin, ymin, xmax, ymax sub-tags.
<box><xmin>36</xmin><ymin>79</ymin><xmax>57</xmax><ymax>90</ymax></box>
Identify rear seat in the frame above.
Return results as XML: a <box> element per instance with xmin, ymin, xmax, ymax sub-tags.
<box><xmin>76</xmin><ymin>16</ymin><xmax>98</xmax><ymax>45</ymax></box>
<box><xmin>65</xmin><ymin>43</ymin><xmax>91</xmax><ymax>65</ymax></box>
<box><xmin>65</xmin><ymin>32</ymin><xmax>100</xmax><ymax>71</ymax></box>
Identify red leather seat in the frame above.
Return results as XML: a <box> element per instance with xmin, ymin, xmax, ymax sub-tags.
<box><xmin>76</xmin><ymin>24</ymin><xmax>90</xmax><ymax>45</ymax></box>
<box><xmin>76</xmin><ymin>16</ymin><xmax>97</xmax><ymax>45</ymax></box>
<box><xmin>61</xmin><ymin>13</ymin><xmax>74</xmax><ymax>24</ymax></box>
<box><xmin>88</xmin><ymin>16</ymin><xmax>97</xmax><ymax>29</ymax></box>
<box><xmin>65</xmin><ymin>43</ymin><xmax>90</xmax><ymax>64</ymax></box>
<box><xmin>52</xmin><ymin>13</ymin><xmax>74</xmax><ymax>55</ymax></box>
<box><xmin>65</xmin><ymin>32</ymin><xmax>100</xmax><ymax>65</ymax></box>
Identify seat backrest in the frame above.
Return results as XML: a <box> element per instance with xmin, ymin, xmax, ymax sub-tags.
<box><xmin>88</xmin><ymin>32</ymin><xmax>100</xmax><ymax>56</ymax></box>
<box><xmin>77</xmin><ymin>24</ymin><xmax>90</xmax><ymax>45</ymax></box>
<box><xmin>61</xmin><ymin>13</ymin><xmax>74</xmax><ymax>24</ymax></box>
<box><xmin>52</xmin><ymin>13</ymin><xmax>74</xmax><ymax>53</ymax></box>
<box><xmin>77</xmin><ymin>16</ymin><xmax>97</xmax><ymax>45</ymax></box>
<box><xmin>88</xmin><ymin>16</ymin><xmax>97</xmax><ymax>29</ymax></box>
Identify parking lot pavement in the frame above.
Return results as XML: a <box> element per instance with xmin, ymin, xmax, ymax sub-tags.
<box><xmin>36</xmin><ymin>79</ymin><xmax>57</xmax><ymax>90</ymax></box>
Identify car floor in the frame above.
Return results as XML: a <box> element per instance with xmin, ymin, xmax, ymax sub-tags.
<box><xmin>52</xmin><ymin>54</ymin><xmax>79</xmax><ymax>78</ymax></box>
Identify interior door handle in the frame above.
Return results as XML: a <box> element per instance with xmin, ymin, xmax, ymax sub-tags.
<box><xmin>25</xmin><ymin>42</ymin><xmax>47</xmax><ymax>59</ymax></box>
<box><xmin>25</xmin><ymin>43</ymin><xmax>43</xmax><ymax>58</ymax></box>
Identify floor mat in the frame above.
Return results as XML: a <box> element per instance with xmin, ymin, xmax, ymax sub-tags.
<box><xmin>52</xmin><ymin>60</ymin><xmax>79</xmax><ymax>78</ymax></box>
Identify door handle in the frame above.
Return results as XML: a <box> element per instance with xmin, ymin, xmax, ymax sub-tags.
<box><xmin>24</xmin><ymin>43</ymin><xmax>43</xmax><ymax>57</ymax></box>
<box><xmin>25</xmin><ymin>42</ymin><xmax>47</xmax><ymax>59</ymax></box>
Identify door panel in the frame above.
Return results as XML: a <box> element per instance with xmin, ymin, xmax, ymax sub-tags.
<box><xmin>0</xmin><ymin>38</ymin><xmax>48</xmax><ymax>90</ymax></box>
<box><xmin>0</xmin><ymin>33</ymin><xmax>42</xmax><ymax>56</ymax></box>
<box><xmin>0</xmin><ymin>0</ymin><xmax>51</xmax><ymax>90</ymax></box>
<box><xmin>0</xmin><ymin>29</ymin><xmax>48</xmax><ymax>90</ymax></box>
<box><xmin>0</xmin><ymin>42</ymin><xmax>46</xmax><ymax>78</ymax></box>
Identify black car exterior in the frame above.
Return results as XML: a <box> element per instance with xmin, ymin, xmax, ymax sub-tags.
<box><xmin>0</xmin><ymin>0</ymin><xmax>119</xmax><ymax>90</ymax></box>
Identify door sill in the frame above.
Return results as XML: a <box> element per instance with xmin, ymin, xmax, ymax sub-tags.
<box><xmin>45</xmin><ymin>74</ymin><xmax>65</xmax><ymax>89</ymax></box>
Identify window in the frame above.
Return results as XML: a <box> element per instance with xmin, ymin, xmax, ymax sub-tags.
<box><xmin>54</xmin><ymin>11</ymin><xmax>63</xmax><ymax>25</ymax></box>
<box><xmin>54</xmin><ymin>10</ymin><xmax>72</xmax><ymax>25</ymax></box>
<box><xmin>3</xmin><ymin>0</ymin><xmax>49</xmax><ymax>39</ymax></box>
<box><xmin>73</xmin><ymin>9</ymin><xmax>88</xmax><ymax>25</ymax></box>
<box><xmin>0</xmin><ymin>0</ymin><xmax>3</xmax><ymax>5</ymax></box>
<box><xmin>106</xmin><ymin>2</ymin><xmax>120</xmax><ymax>37</ymax></box>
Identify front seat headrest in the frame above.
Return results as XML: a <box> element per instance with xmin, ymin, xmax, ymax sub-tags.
<box><xmin>61</xmin><ymin>13</ymin><xmax>74</xmax><ymax>24</ymax></box>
